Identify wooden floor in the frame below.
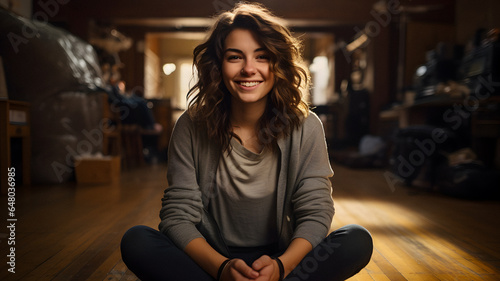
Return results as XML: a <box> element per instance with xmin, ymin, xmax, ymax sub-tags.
<box><xmin>1</xmin><ymin>163</ymin><xmax>499</xmax><ymax>281</ymax></box>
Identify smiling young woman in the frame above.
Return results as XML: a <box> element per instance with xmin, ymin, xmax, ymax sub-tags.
<box><xmin>186</xmin><ymin>3</ymin><xmax>310</xmax><ymax>154</ymax></box>
<box><xmin>221</xmin><ymin>28</ymin><xmax>275</xmax><ymax>153</ymax></box>
<box><xmin>120</xmin><ymin>3</ymin><xmax>373</xmax><ymax>281</ymax></box>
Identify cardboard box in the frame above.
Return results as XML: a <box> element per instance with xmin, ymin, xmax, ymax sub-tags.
<box><xmin>74</xmin><ymin>156</ymin><xmax>120</xmax><ymax>184</ymax></box>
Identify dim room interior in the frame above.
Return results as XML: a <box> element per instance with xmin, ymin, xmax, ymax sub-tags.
<box><xmin>0</xmin><ymin>0</ymin><xmax>500</xmax><ymax>280</ymax></box>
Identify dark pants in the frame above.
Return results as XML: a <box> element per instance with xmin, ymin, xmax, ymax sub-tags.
<box><xmin>120</xmin><ymin>224</ymin><xmax>373</xmax><ymax>281</ymax></box>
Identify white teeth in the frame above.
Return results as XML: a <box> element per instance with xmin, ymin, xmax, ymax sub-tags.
<box><xmin>239</xmin><ymin>81</ymin><xmax>260</xmax><ymax>87</ymax></box>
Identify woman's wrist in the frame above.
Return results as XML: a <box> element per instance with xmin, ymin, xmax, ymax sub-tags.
<box><xmin>217</xmin><ymin>259</ymin><xmax>232</xmax><ymax>281</ymax></box>
<box><xmin>273</xmin><ymin>257</ymin><xmax>284</xmax><ymax>281</ymax></box>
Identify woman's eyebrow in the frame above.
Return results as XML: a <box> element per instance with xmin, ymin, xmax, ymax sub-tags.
<box><xmin>224</xmin><ymin>47</ymin><xmax>267</xmax><ymax>54</ymax></box>
<box><xmin>224</xmin><ymin>48</ymin><xmax>243</xmax><ymax>54</ymax></box>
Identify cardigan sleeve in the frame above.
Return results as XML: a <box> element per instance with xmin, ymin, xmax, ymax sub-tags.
<box><xmin>158</xmin><ymin>113</ymin><xmax>205</xmax><ymax>250</ymax></box>
<box><xmin>290</xmin><ymin>113</ymin><xmax>335</xmax><ymax>248</ymax></box>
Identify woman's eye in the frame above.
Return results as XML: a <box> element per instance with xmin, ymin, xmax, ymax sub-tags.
<box><xmin>257</xmin><ymin>55</ymin><xmax>270</xmax><ymax>61</ymax></box>
<box><xmin>227</xmin><ymin>55</ymin><xmax>241</xmax><ymax>60</ymax></box>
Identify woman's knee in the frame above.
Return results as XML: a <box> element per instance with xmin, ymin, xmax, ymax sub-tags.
<box><xmin>120</xmin><ymin>225</ymin><xmax>157</xmax><ymax>261</ymax></box>
<box><xmin>121</xmin><ymin>225</ymin><xmax>153</xmax><ymax>245</ymax></box>
<box><xmin>341</xmin><ymin>224</ymin><xmax>373</xmax><ymax>265</ymax></box>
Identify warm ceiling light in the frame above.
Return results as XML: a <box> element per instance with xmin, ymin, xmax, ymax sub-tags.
<box><xmin>163</xmin><ymin>63</ymin><xmax>176</xmax><ymax>75</ymax></box>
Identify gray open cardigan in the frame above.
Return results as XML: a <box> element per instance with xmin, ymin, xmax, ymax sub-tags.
<box><xmin>159</xmin><ymin>111</ymin><xmax>335</xmax><ymax>257</ymax></box>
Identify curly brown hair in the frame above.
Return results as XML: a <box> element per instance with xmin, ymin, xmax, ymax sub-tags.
<box><xmin>187</xmin><ymin>2</ymin><xmax>310</xmax><ymax>151</ymax></box>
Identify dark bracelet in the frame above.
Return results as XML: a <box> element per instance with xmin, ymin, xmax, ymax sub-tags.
<box><xmin>273</xmin><ymin>257</ymin><xmax>285</xmax><ymax>281</ymax></box>
<box><xmin>217</xmin><ymin>259</ymin><xmax>231</xmax><ymax>281</ymax></box>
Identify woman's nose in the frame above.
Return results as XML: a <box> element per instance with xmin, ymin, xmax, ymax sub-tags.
<box><xmin>240</xmin><ymin>60</ymin><xmax>257</xmax><ymax>76</ymax></box>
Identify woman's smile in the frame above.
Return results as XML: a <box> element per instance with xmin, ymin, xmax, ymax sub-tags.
<box><xmin>236</xmin><ymin>80</ymin><xmax>263</xmax><ymax>90</ymax></box>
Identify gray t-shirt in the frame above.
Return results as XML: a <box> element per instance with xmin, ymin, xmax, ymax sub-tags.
<box><xmin>209</xmin><ymin>138</ymin><xmax>279</xmax><ymax>247</ymax></box>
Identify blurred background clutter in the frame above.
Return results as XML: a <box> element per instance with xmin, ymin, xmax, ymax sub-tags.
<box><xmin>1</xmin><ymin>0</ymin><xmax>499</xmax><ymax>198</ymax></box>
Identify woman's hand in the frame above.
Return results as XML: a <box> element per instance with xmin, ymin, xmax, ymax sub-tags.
<box><xmin>251</xmin><ymin>255</ymin><xmax>280</xmax><ymax>281</ymax></box>
<box><xmin>219</xmin><ymin>259</ymin><xmax>260</xmax><ymax>281</ymax></box>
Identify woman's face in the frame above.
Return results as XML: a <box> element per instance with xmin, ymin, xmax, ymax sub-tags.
<box><xmin>221</xmin><ymin>29</ymin><xmax>275</xmax><ymax>108</ymax></box>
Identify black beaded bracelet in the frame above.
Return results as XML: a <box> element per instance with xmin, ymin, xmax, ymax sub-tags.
<box><xmin>273</xmin><ymin>257</ymin><xmax>285</xmax><ymax>281</ymax></box>
<box><xmin>217</xmin><ymin>259</ymin><xmax>231</xmax><ymax>281</ymax></box>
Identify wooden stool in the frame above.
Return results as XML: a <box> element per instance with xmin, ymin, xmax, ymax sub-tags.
<box><xmin>121</xmin><ymin>124</ymin><xmax>145</xmax><ymax>168</ymax></box>
<box><xmin>1</xmin><ymin>100</ymin><xmax>30</xmax><ymax>193</ymax></box>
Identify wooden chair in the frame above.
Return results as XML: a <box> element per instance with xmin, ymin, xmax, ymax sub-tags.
<box><xmin>120</xmin><ymin>124</ymin><xmax>145</xmax><ymax>168</ymax></box>
<box><xmin>101</xmin><ymin>93</ymin><xmax>122</xmax><ymax>157</ymax></box>
<box><xmin>100</xmin><ymin>93</ymin><xmax>143</xmax><ymax>168</ymax></box>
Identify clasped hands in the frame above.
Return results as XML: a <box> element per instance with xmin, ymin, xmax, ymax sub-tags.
<box><xmin>219</xmin><ymin>255</ymin><xmax>280</xmax><ymax>281</ymax></box>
